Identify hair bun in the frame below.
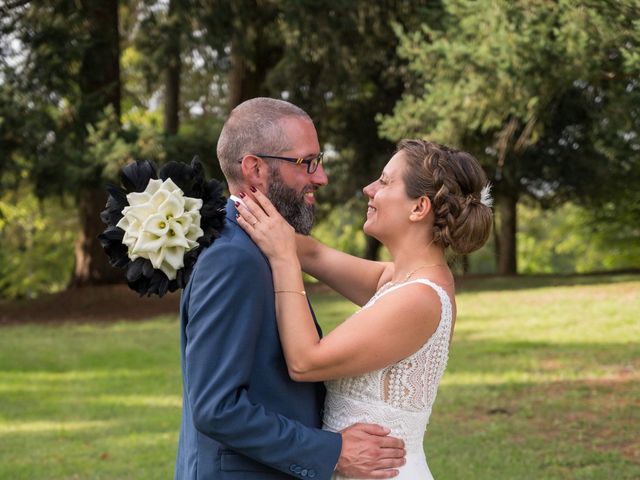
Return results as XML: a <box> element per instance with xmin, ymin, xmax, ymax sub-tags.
<box><xmin>398</xmin><ymin>139</ymin><xmax>493</xmax><ymax>255</ymax></box>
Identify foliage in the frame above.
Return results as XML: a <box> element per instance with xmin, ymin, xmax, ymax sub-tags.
<box><xmin>269</xmin><ymin>1</ymin><xmax>442</xmax><ymax>205</ymax></box>
<box><xmin>465</xmin><ymin>236</ymin><xmax>497</xmax><ymax>275</ymax></box>
<box><xmin>518</xmin><ymin>201</ymin><xmax>640</xmax><ymax>274</ymax></box>
<box><xmin>466</xmin><ymin>200</ymin><xmax>640</xmax><ymax>275</ymax></box>
<box><xmin>0</xmin><ymin>0</ymin><xmax>121</xmax><ymax>193</ymax></box>
<box><xmin>1</xmin><ymin>1</ymin><xmax>225</xmax><ymax>187</ymax></box>
<box><xmin>0</xmin><ymin>188</ymin><xmax>76</xmax><ymax>299</ymax></box>
<box><xmin>380</xmin><ymin>0</ymin><xmax>640</xmax><ymax>272</ymax></box>
<box><xmin>2</xmin><ymin>0</ymin><xmax>639</xmax><ymax>291</ymax></box>
<box><xmin>310</xmin><ymin>199</ymin><xmax>640</xmax><ymax>277</ymax></box>
<box><xmin>124</xmin><ymin>0</ymin><xmax>229</xmax><ymax>118</ymax></box>
<box><xmin>1</xmin><ymin>276</ymin><xmax>638</xmax><ymax>478</ymax></box>
<box><xmin>380</xmin><ymin>0</ymin><xmax>640</xmax><ymax>192</ymax></box>
<box><xmin>311</xmin><ymin>196</ymin><xmax>368</xmax><ymax>257</ymax></box>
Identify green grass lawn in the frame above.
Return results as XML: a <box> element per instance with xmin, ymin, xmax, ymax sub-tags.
<box><xmin>1</xmin><ymin>275</ymin><xmax>638</xmax><ymax>479</ymax></box>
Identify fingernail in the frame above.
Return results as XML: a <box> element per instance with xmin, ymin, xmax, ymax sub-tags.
<box><xmin>239</xmin><ymin>192</ymin><xmax>246</xmax><ymax>198</ymax></box>
<box><xmin>234</xmin><ymin>201</ymin><xmax>240</xmax><ymax>207</ymax></box>
<box><xmin>236</xmin><ymin>213</ymin><xmax>239</xmax><ymax>218</ymax></box>
<box><xmin>250</xmin><ymin>186</ymin><xmax>257</xmax><ymax>193</ymax></box>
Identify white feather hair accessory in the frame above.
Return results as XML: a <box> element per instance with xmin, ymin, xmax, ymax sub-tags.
<box><xmin>480</xmin><ymin>183</ymin><xmax>493</xmax><ymax>208</ymax></box>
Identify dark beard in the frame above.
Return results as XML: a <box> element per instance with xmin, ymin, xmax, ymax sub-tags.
<box><xmin>267</xmin><ymin>167</ymin><xmax>315</xmax><ymax>235</ymax></box>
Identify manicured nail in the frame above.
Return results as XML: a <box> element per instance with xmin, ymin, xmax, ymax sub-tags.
<box><xmin>234</xmin><ymin>201</ymin><xmax>240</xmax><ymax>207</ymax></box>
<box><xmin>239</xmin><ymin>192</ymin><xmax>246</xmax><ymax>198</ymax></box>
<box><xmin>250</xmin><ymin>186</ymin><xmax>257</xmax><ymax>193</ymax></box>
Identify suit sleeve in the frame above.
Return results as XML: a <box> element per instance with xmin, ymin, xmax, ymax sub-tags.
<box><xmin>184</xmin><ymin>241</ymin><xmax>342</xmax><ymax>479</ymax></box>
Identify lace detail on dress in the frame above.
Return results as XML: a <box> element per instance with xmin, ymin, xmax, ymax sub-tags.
<box><xmin>380</xmin><ymin>280</ymin><xmax>452</xmax><ymax>412</ymax></box>
<box><xmin>323</xmin><ymin>279</ymin><xmax>452</xmax><ymax>454</ymax></box>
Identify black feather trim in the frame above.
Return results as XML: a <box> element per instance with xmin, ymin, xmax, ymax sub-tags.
<box><xmin>98</xmin><ymin>157</ymin><xmax>226</xmax><ymax>297</ymax></box>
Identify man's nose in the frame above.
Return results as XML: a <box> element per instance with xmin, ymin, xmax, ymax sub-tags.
<box><xmin>311</xmin><ymin>163</ymin><xmax>328</xmax><ymax>186</ymax></box>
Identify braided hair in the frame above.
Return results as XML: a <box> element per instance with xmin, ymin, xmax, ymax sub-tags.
<box><xmin>398</xmin><ymin>139</ymin><xmax>492</xmax><ymax>255</ymax></box>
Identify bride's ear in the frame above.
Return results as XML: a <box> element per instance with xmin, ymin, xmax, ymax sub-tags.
<box><xmin>409</xmin><ymin>196</ymin><xmax>432</xmax><ymax>222</ymax></box>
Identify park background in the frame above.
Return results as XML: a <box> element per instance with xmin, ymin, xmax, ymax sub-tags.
<box><xmin>0</xmin><ymin>1</ymin><xmax>638</xmax><ymax>478</ymax></box>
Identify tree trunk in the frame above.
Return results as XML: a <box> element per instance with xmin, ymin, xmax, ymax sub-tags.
<box><xmin>78</xmin><ymin>0</ymin><xmax>121</xmax><ymax>123</ymax></box>
<box><xmin>364</xmin><ymin>236</ymin><xmax>381</xmax><ymax>261</ymax></box>
<box><xmin>228</xmin><ymin>41</ymin><xmax>248</xmax><ymax>110</ymax></box>
<box><xmin>227</xmin><ymin>5</ymin><xmax>282</xmax><ymax>110</ymax></box>
<box><xmin>73</xmin><ymin>0</ymin><xmax>121</xmax><ymax>286</ymax></box>
<box><xmin>228</xmin><ymin>39</ymin><xmax>272</xmax><ymax>109</ymax></box>
<box><xmin>461</xmin><ymin>255</ymin><xmax>470</xmax><ymax>275</ymax></box>
<box><xmin>496</xmin><ymin>191</ymin><xmax>518</xmax><ymax>275</ymax></box>
<box><xmin>164</xmin><ymin>50</ymin><xmax>180</xmax><ymax>134</ymax></box>
<box><xmin>74</xmin><ymin>189</ymin><xmax>122</xmax><ymax>285</ymax></box>
<box><xmin>164</xmin><ymin>0</ymin><xmax>181</xmax><ymax>135</ymax></box>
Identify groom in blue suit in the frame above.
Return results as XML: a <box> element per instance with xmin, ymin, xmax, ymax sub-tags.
<box><xmin>175</xmin><ymin>98</ymin><xmax>405</xmax><ymax>479</ymax></box>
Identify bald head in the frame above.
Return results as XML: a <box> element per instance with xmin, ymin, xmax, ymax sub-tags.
<box><xmin>216</xmin><ymin>98</ymin><xmax>313</xmax><ymax>185</ymax></box>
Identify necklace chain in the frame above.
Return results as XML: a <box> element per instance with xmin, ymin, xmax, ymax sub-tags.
<box><xmin>392</xmin><ymin>263</ymin><xmax>447</xmax><ymax>285</ymax></box>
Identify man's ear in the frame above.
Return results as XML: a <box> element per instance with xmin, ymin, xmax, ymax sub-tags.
<box><xmin>409</xmin><ymin>196</ymin><xmax>432</xmax><ymax>222</ymax></box>
<box><xmin>240</xmin><ymin>154</ymin><xmax>269</xmax><ymax>190</ymax></box>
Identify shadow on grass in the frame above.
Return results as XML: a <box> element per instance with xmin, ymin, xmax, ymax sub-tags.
<box><xmin>2</xmin><ymin>338</ymin><xmax>637</xmax><ymax>478</ymax></box>
<box><xmin>455</xmin><ymin>272</ymin><xmax>640</xmax><ymax>292</ymax></box>
<box><xmin>427</xmin><ymin>374</ymin><xmax>640</xmax><ymax>479</ymax></box>
<box><xmin>0</xmin><ymin>366</ymin><xmax>181</xmax><ymax>478</ymax></box>
<box><xmin>7</xmin><ymin>364</ymin><xmax>635</xmax><ymax>478</ymax></box>
<box><xmin>445</xmin><ymin>338</ymin><xmax>639</xmax><ymax>375</ymax></box>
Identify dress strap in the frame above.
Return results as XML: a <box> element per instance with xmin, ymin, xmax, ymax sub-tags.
<box><xmin>368</xmin><ymin>278</ymin><xmax>453</xmax><ymax>332</ymax></box>
<box><xmin>376</xmin><ymin>278</ymin><xmax>451</xmax><ymax>309</ymax></box>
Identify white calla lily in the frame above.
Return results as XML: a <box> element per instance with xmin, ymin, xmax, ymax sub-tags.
<box><xmin>116</xmin><ymin>178</ymin><xmax>204</xmax><ymax>279</ymax></box>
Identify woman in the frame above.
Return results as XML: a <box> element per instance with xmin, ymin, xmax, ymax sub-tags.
<box><xmin>236</xmin><ymin>139</ymin><xmax>493</xmax><ymax>479</ymax></box>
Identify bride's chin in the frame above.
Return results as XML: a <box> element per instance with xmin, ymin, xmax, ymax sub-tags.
<box><xmin>362</xmin><ymin>224</ymin><xmax>381</xmax><ymax>242</ymax></box>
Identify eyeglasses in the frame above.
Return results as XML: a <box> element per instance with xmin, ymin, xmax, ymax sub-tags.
<box><xmin>254</xmin><ymin>152</ymin><xmax>324</xmax><ymax>174</ymax></box>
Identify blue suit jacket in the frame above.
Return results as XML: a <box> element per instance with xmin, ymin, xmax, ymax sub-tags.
<box><xmin>175</xmin><ymin>199</ymin><xmax>342</xmax><ymax>479</ymax></box>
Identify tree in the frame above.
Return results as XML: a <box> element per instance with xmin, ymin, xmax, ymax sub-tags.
<box><xmin>177</xmin><ymin>0</ymin><xmax>432</xmax><ymax>257</ymax></box>
<box><xmin>134</xmin><ymin>1</ymin><xmax>441</xmax><ymax>266</ymax></box>
<box><xmin>128</xmin><ymin>0</ymin><xmax>194</xmax><ymax>134</ymax></box>
<box><xmin>380</xmin><ymin>0</ymin><xmax>640</xmax><ymax>273</ymax></box>
<box><xmin>0</xmin><ymin>1</ymin><xmax>122</xmax><ymax>284</ymax></box>
<box><xmin>265</xmin><ymin>0</ymin><xmax>440</xmax><ymax>258</ymax></box>
<box><xmin>2</xmin><ymin>1</ymin><xmax>211</xmax><ymax>287</ymax></box>
<box><xmin>73</xmin><ymin>0</ymin><xmax>122</xmax><ymax>285</ymax></box>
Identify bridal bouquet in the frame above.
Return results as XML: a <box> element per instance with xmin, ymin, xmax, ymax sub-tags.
<box><xmin>99</xmin><ymin>157</ymin><xmax>226</xmax><ymax>297</ymax></box>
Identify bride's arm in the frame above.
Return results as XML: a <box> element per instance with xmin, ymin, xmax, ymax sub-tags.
<box><xmin>236</xmin><ymin>191</ymin><xmax>442</xmax><ymax>382</ymax></box>
<box><xmin>267</xmin><ymin>256</ymin><xmax>442</xmax><ymax>382</ymax></box>
<box><xmin>296</xmin><ymin>235</ymin><xmax>391</xmax><ymax>306</ymax></box>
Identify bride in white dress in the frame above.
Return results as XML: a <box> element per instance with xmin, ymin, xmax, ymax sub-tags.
<box><xmin>237</xmin><ymin>139</ymin><xmax>492</xmax><ymax>479</ymax></box>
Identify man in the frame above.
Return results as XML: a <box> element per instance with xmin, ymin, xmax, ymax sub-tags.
<box><xmin>175</xmin><ymin>97</ymin><xmax>405</xmax><ymax>479</ymax></box>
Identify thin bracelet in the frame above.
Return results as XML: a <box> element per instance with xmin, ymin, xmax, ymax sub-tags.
<box><xmin>274</xmin><ymin>289</ymin><xmax>306</xmax><ymax>296</ymax></box>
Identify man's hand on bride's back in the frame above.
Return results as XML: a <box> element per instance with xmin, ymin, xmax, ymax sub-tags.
<box><xmin>235</xmin><ymin>189</ymin><xmax>296</xmax><ymax>262</ymax></box>
<box><xmin>337</xmin><ymin>423</ymin><xmax>406</xmax><ymax>478</ymax></box>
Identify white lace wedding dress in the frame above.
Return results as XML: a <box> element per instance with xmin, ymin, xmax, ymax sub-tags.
<box><xmin>323</xmin><ymin>279</ymin><xmax>453</xmax><ymax>480</ymax></box>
